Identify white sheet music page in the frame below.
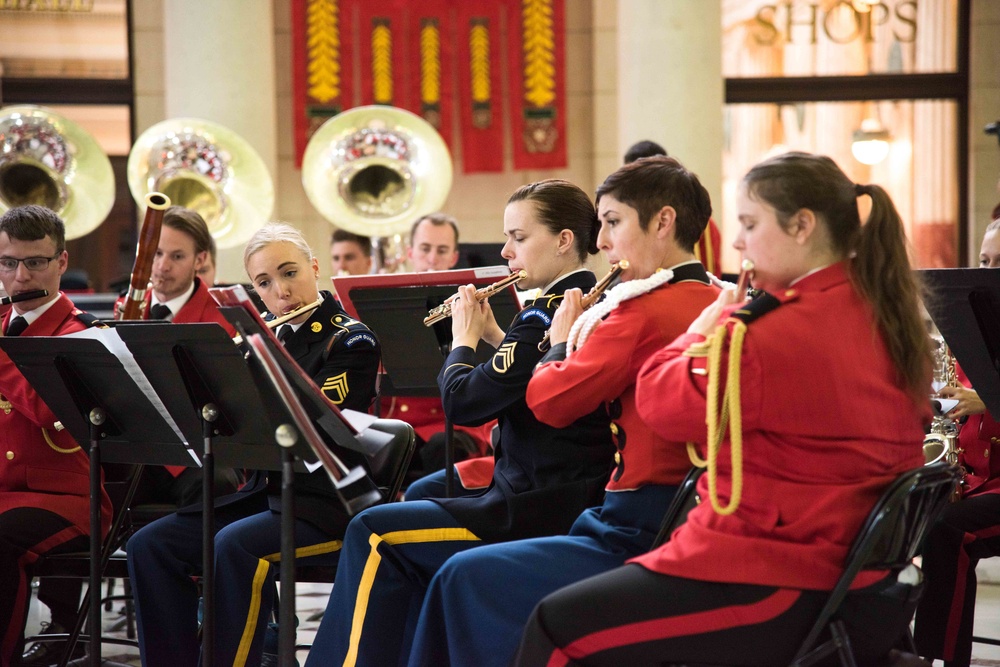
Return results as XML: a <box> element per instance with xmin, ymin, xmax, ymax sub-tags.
<box><xmin>64</xmin><ymin>326</ymin><xmax>200</xmax><ymax>466</ymax></box>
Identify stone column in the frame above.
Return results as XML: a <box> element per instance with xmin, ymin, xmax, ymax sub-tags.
<box><xmin>613</xmin><ymin>0</ymin><xmax>724</xmax><ymax>234</ymax></box>
<box><xmin>162</xmin><ymin>0</ymin><xmax>278</xmax><ymax>279</ymax></box>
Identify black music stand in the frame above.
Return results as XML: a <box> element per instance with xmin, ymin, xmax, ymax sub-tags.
<box><xmin>331</xmin><ymin>267</ymin><xmax>521</xmax><ymax>495</ymax></box>
<box><xmin>114</xmin><ymin>317</ymin><xmax>379</xmax><ymax>666</ymax></box>
<box><xmin>0</xmin><ymin>332</ymin><xmax>199</xmax><ymax>667</ymax></box>
<box><xmin>921</xmin><ymin>268</ymin><xmax>1000</xmax><ymax>417</ymax></box>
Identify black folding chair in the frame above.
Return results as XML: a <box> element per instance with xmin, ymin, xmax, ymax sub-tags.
<box><xmin>27</xmin><ymin>463</ymin><xmax>147</xmax><ymax>665</ymax></box>
<box><xmin>292</xmin><ymin>418</ymin><xmax>415</xmax><ymax>581</ymax></box>
<box><xmin>652</xmin><ymin>466</ymin><xmax>705</xmax><ymax>548</ymax></box>
<box><xmin>790</xmin><ymin>462</ymin><xmax>964</xmax><ymax>667</ymax></box>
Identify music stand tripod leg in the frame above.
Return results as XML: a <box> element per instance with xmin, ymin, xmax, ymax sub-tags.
<box><xmin>276</xmin><ymin>425</ymin><xmax>298</xmax><ymax>667</ymax></box>
<box><xmin>201</xmin><ymin>405</ymin><xmax>219</xmax><ymax>667</ymax></box>
<box><xmin>88</xmin><ymin>409</ymin><xmax>106</xmax><ymax>667</ymax></box>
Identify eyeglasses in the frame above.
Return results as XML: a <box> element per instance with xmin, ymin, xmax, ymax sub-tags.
<box><xmin>0</xmin><ymin>255</ymin><xmax>61</xmax><ymax>273</ymax></box>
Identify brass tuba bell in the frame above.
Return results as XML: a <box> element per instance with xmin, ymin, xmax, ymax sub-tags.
<box><xmin>0</xmin><ymin>105</ymin><xmax>115</xmax><ymax>239</ymax></box>
<box><xmin>300</xmin><ymin>105</ymin><xmax>453</xmax><ymax>242</ymax></box>
<box><xmin>127</xmin><ymin>118</ymin><xmax>274</xmax><ymax>249</ymax></box>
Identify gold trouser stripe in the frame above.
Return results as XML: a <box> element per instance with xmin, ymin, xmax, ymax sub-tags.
<box><xmin>262</xmin><ymin>539</ymin><xmax>344</xmax><ymax>563</ymax></box>
<box><xmin>233</xmin><ymin>539</ymin><xmax>344</xmax><ymax>667</ymax></box>
<box><xmin>234</xmin><ymin>559</ymin><xmax>271</xmax><ymax>667</ymax></box>
<box><xmin>344</xmin><ymin>527</ymin><xmax>480</xmax><ymax>667</ymax></box>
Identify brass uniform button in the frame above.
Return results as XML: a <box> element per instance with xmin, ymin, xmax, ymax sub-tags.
<box><xmin>400</xmin><ymin>405</ymin><xmax>409</xmax><ymax>413</ymax></box>
<box><xmin>610</xmin><ymin>423</ymin><xmax>619</xmax><ymax>435</ymax></box>
<box><xmin>990</xmin><ymin>437</ymin><xmax>999</xmax><ymax>444</ymax></box>
<box><xmin>430</xmin><ymin>408</ymin><xmax>439</xmax><ymax>415</ymax></box>
<box><xmin>5</xmin><ymin>451</ymin><xmax>13</xmax><ymax>460</ymax></box>
<box><xmin>986</xmin><ymin>449</ymin><xmax>991</xmax><ymax>458</ymax></box>
<box><xmin>614</xmin><ymin>451</ymin><xmax>621</xmax><ymax>465</ymax></box>
<box><xmin>311</xmin><ymin>322</ymin><xmax>322</xmax><ymax>333</ymax></box>
<box><xmin>784</xmin><ymin>289</ymin><xmax>796</xmax><ymax>297</ymax></box>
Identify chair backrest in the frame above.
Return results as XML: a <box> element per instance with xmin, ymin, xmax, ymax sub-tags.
<box><xmin>354</xmin><ymin>418</ymin><xmax>416</xmax><ymax>501</ymax></box>
<box><xmin>32</xmin><ymin>463</ymin><xmax>145</xmax><ymax>578</ymax></box>
<box><xmin>652</xmin><ymin>466</ymin><xmax>705</xmax><ymax>548</ymax></box>
<box><xmin>791</xmin><ymin>462</ymin><xmax>963</xmax><ymax>664</ymax></box>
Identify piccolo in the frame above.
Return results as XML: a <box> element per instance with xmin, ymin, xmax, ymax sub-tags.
<box><xmin>538</xmin><ymin>260</ymin><xmax>628</xmax><ymax>352</ymax></box>
<box><xmin>232</xmin><ymin>298</ymin><xmax>323</xmax><ymax>345</ymax></box>
<box><xmin>0</xmin><ymin>289</ymin><xmax>49</xmax><ymax>306</ymax></box>
<box><xmin>423</xmin><ymin>270</ymin><xmax>528</xmax><ymax>326</ymax></box>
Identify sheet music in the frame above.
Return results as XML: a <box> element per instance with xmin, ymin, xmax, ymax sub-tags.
<box><xmin>65</xmin><ymin>326</ymin><xmax>200</xmax><ymax>466</ymax></box>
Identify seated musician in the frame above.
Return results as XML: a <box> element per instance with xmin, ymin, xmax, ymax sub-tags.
<box><xmin>382</xmin><ymin>212</ymin><xmax>493</xmax><ymax>490</ymax></box>
<box><xmin>0</xmin><ymin>205</ymin><xmax>112</xmax><ymax>666</ymax></box>
<box><xmin>329</xmin><ymin>228</ymin><xmax>373</xmax><ymax>276</ymax></box>
<box><xmin>406</xmin><ymin>156</ymin><xmax>720</xmax><ymax>667</ymax></box>
<box><xmin>302</xmin><ymin>179</ymin><xmax>615</xmax><ymax>667</ymax></box>
<box><xmin>122</xmin><ymin>206</ymin><xmax>241</xmax><ymax>507</ymax></box>
<box><xmin>126</xmin><ymin>222</ymin><xmax>381</xmax><ymax>667</ymax></box>
<box><xmin>25</xmin><ymin>205</ymin><xmax>243</xmax><ymax>665</ymax></box>
<box><xmin>512</xmin><ymin>152</ymin><xmax>933</xmax><ymax>666</ymax></box>
<box><xmin>913</xmin><ymin>216</ymin><xmax>1000</xmax><ymax>667</ymax></box>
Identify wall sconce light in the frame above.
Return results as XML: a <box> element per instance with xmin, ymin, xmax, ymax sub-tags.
<box><xmin>852</xmin><ymin>117</ymin><xmax>891</xmax><ymax>165</ymax></box>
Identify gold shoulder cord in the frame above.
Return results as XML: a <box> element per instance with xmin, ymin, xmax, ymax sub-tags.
<box><xmin>685</xmin><ymin>319</ymin><xmax>747</xmax><ymax>516</ymax></box>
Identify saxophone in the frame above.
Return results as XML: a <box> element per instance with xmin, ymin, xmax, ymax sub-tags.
<box><xmin>923</xmin><ymin>336</ymin><xmax>962</xmax><ymax>467</ymax></box>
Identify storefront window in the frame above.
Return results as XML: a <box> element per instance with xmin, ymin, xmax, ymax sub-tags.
<box><xmin>722</xmin><ymin>0</ymin><xmax>965</xmax><ymax>270</ymax></box>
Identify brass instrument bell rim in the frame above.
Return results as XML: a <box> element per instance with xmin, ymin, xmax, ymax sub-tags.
<box><xmin>301</xmin><ymin>105</ymin><xmax>453</xmax><ymax>238</ymax></box>
<box><xmin>127</xmin><ymin>117</ymin><xmax>274</xmax><ymax>250</ymax></box>
<box><xmin>0</xmin><ymin>104</ymin><xmax>115</xmax><ymax>240</ymax></box>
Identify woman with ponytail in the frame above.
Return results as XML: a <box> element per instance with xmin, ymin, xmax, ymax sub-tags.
<box><xmin>513</xmin><ymin>152</ymin><xmax>933</xmax><ymax>667</ymax></box>
<box><xmin>305</xmin><ymin>180</ymin><xmax>615</xmax><ymax>667</ymax></box>
<box><xmin>405</xmin><ymin>156</ymin><xmax>719</xmax><ymax>667</ymax></box>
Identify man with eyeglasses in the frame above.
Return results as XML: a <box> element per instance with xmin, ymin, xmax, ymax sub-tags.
<box><xmin>0</xmin><ymin>205</ymin><xmax>114</xmax><ymax>667</ymax></box>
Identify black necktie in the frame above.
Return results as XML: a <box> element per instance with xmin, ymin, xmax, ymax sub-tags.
<box><xmin>5</xmin><ymin>316</ymin><xmax>27</xmax><ymax>337</ymax></box>
<box><xmin>277</xmin><ymin>324</ymin><xmax>293</xmax><ymax>345</ymax></box>
<box><xmin>149</xmin><ymin>303</ymin><xmax>172</xmax><ymax>320</ymax></box>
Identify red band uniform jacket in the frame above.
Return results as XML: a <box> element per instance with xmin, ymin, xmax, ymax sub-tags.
<box><xmin>953</xmin><ymin>367</ymin><xmax>1000</xmax><ymax>498</ymax></box>
<box><xmin>114</xmin><ymin>277</ymin><xmax>235</xmax><ymax>336</ymax></box>
<box><xmin>633</xmin><ymin>262</ymin><xmax>929</xmax><ymax>591</ymax></box>
<box><xmin>527</xmin><ymin>262</ymin><xmax>720</xmax><ymax>492</ymax></box>
<box><xmin>0</xmin><ymin>294</ymin><xmax>113</xmax><ymax>536</ymax></box>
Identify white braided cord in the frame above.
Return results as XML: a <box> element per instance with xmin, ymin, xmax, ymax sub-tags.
<box><xmin>566</xmin><ymin>269</ymin><xmax>675</xmax><ymax>355</ymax></box>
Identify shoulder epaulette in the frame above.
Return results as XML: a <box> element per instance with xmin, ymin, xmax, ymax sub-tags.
<box><xmin>728</xmin><ymin>291</ymin><xmax>783</xmax><ymax>325</ymax></box>
<box><xmin>73</xmin><ymin>310</ymin><xmax>106</xmax><ymax>328</ymax></box>
<box><xmin>529</xmin><ymin>293</ymin><xmax>564</xmax><ymax>310</ymax></box>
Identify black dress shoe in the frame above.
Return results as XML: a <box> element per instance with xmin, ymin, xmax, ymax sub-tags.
<box><xmin>22</xmin><ymin>622</ymin><xmax>86</xmax><ymax>666</ymax></box>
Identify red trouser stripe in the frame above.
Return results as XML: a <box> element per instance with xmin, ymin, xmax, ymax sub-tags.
<box><xmin>547</xmin><ymin>588</ymin><xmax>801</xmax><ymax>667</ymax></box>
<box><xmin>943</xmin><ymin>532</ymin><xmax>977</xmax><ymax>661</ymax></box>
<box><xmin>3</xmin><ymin>525</ymin><xmax>86</xmax><ymax>662</ymax></box>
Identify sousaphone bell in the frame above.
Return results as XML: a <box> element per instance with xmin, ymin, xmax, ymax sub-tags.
<box><xmin>301</xmin><ymin>105</ymin><xmax>453</xmax><ymax>267</ymax></box>
<box><xmin>0</xmin><ymin>105</ymin><xmax>115</xmax><ymax>239</ymax></box>
<box><xmin>127</xmin><ymin>118</ymin><xmax>274</xmax><ymax>249</ymax></box>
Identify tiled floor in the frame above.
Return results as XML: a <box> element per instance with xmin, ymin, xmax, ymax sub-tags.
<box><xmin>23</xmin><ymin>580</ymin><xmax>332</xmax><ymax>665</ymax></box>
<box><xmin>22</xmin><ymin>577</ymin><xmax>1000</xmax><ymax>665</ymax></box>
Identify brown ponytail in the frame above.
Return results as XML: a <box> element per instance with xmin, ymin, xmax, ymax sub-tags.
<box><xmin>852</xmin><ymin>183</ymin><xmax>931</xmax><ymax>405</ymax></box>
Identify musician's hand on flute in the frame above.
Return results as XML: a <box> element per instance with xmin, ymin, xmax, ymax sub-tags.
<box><xmin>480</xmin><ymin>300</ymin><xmax>505</xmax><ymax>349</ymax></box>
<box><xmin>686</xmin><ymin>287</ymin><xmax>743</xmax><ymax>338</ymax></box>
<box><xmin>937</xmin><ymin>385</ymin><xmax>986</xmax><ymax>418</ymax></box>
<box><xmin>548</xmin><ymin>288</ymin><xmax>584</xmax><ymax>347</ymax></box>
<box><xmin>451</xmin><ymin>284</ymin><xmax>489</xmax><ymax>350</ymax></box>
